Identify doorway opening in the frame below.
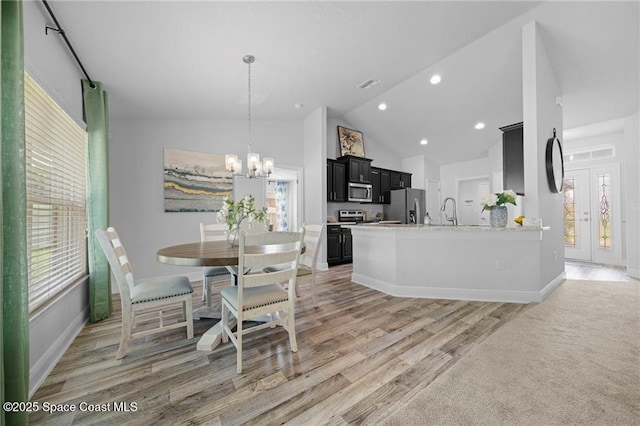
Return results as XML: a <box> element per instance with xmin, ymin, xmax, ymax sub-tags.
<box><xmin>456</xmin><ymin>176</ymin><xmax>490</xmax><ymax>226</ymax></box>
<box><xmin>266</xmin><ymin>166</ymin><xmax>301</xmax><ymax>232</ymax></box>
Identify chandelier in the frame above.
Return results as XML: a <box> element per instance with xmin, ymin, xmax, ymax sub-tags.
<box><xmin>225</xmin><ymin>55</ymin><xmax>274</xmax><ymax>178</ymax></box>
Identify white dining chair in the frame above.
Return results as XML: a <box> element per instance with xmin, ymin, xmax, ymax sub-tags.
<box><xmin>199</xmin><ymin>222</ymin><xmax>266</xmax><ymax>316</ymax></box>
<box><xmin>220</xmin><ymin>229</ymin><xmax>304</xmax><ymax>373</ymax></box>
<box><xmin>264</xmin><ymin>223</ymin><xmax>325</xmax><ymax>306</ymax></box>
<box><xmin>96</xmin><ymin>227</ymin><xmax>194</xmax><ymax>359</ymax></box>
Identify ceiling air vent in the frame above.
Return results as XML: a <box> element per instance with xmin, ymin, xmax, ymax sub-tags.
<box><xmin>357</xmin><ymin>79</ymin><xmax>381</xmax><ymax>89</ymax></box>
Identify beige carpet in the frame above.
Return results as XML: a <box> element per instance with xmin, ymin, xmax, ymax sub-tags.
<box><xmin>382</xmin><ymin>279</ymin><xmax>640</xmax><ymax>425</ymax></box>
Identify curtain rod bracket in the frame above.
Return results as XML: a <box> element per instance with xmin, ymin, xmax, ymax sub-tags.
<box><xmin>45</xmin><ymin>25</ymin><xmax>63</xmax><ymax>35</ymax></box>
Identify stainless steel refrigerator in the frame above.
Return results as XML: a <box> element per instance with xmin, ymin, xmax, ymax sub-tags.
<box><xmin>384</xmin><ymin>188</ymin><xmax>426</xmax><ymax>224</ymax></box>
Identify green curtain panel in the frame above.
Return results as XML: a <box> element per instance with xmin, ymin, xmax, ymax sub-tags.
<box><xmin>1</xmin><ymin>1</ymin><xmax>29</xmax><ymax>425</ymax></box>
<box><xmin>83</xmin><ymin>80</ymin><xmax>111</xmax><ymax>322</ymax></box>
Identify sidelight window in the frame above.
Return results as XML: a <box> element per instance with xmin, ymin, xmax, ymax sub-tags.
<box><xmin>598</xmin><ymin>173</ymin><xmax>612</xmax><ymax>249</ymax></box>
<box><xmin>563</xmin><ymin>177</ymin><xmax>577</xmax><ymax>247</ymax></box>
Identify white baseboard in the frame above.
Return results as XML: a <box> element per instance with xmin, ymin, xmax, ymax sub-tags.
<box><xmin>317</xmin><ymin>262</ymin><xmax>329</xmax><ymax>271</ymax></box>
<box><xmin>29</xmin><ymin>305</ymin><xmax>89</xmax><ymax>398</ymax></box>
<box><xmin>626</xmin><ymin>267</ymin><xmax>640</xmax><ymax>279</ymax></box>
<box><xmin>537</xmin><ymin>272</ymin><xmax>566</xmax><ymax>302</ymax></box>
<box><xmin>352</xmin><ymin>272</ymin><xmax>567</xmax><ymax>304</ymax></box>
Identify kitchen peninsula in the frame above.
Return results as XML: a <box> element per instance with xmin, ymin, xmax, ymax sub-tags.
<box><xmin>348</xmin><ymin>223</ymin><xmax>563</xmax><ymax>304</ymax></box>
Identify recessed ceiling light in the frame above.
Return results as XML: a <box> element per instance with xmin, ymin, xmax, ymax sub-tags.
<box><xmin>293</xmin><ymin>103</ymin><xmax>304</xmax><ymax>110</ymax></box>
<box><xmin>420</xmin><ymin>139</ymin><xmax>428</xmax><ymax>145</ymax></box>
<box><xmin>378</xmin><ymin>102</ymin><xmax>387</xmax><ymax>111</ymax></box>
<box><xmin>475</xmin><ymin>122</ymin><xmax>485</xmax><ymax>130</ymax></box>
<box><xmin>430</xmin><ymin>74</ymin><xmax>442</xmax><ymax>85</ymax></box>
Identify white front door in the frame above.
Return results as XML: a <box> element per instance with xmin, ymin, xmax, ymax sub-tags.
<box><xmin>564</xmin><ymin>165</ymin><xmax>622</xmax><ymax>265</ymax></box>
<box><xmin>564</xmin><ymin>169</ymin><xmax>591</xmax><ymax>261</ymax></box>
<box><xmin>590</xmin><ymin>165</ymin><xmax>622</xmax><ymax>265</ymax></box>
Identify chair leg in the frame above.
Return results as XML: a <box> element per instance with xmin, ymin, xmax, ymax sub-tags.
<box><xmin>185</xmin><ymin>297</ymin><xmax>194</xmax><ymax>339</ymax></box>
<box><xmin>287</xmin><ymin>303</ymin><xmax>298</xmax><ymax>353</ymax></box>
<box><xmin>205</xmin><ymin>277</ymin><xmax>213</xmax><ymax>308</ymax></box>
<box><xmin>236</xmin><ymin>316</ymin><xmax>243</xmax><ymax>374</ymax></box>
<box><xmin>117</xmin><ymin>310</ymin><xmax>133</xmax><ymax>360</ymax></box>
<box><xmin>221</xmin><ymin>302</ymin><xmax>229</xmax><ymax>343</ymax></box>
<box><xmin>202</xmin><ymin>275</ymin><xmax>207</xmax><ymax>302</ymax></box>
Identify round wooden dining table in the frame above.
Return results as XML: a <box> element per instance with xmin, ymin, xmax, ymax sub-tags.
<box><xmin>157</xmin><ymin>240</ymin><xmax>304</xmax><ymax>267</ymax></box>
<box><xmin>156</xmin><ymin>239</ymin><xmax>304</xmax><ymax>352</ymax></box>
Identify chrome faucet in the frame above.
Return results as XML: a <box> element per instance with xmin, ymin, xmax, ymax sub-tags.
<box><xmin>441</xmin><ymin>197</ymin><xmax>458</xmax><ymax>226</ymax></box>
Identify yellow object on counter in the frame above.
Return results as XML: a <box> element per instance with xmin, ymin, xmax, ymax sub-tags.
<box><xmin>514</xmin><ymin>215</ymin><xmax>525</xmax><ymax>225</ymax></box>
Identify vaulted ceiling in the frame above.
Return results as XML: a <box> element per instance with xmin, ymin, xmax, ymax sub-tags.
<box><xmin>37</xmin><ymin>1</ymin><xmax>638</xmax><ymax>165</ymax></box>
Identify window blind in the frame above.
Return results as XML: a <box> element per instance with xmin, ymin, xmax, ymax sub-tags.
<box><xmin>25</xmin><ymin>73</ymin><xmax>88</xmax><ymax>313</ymax></box>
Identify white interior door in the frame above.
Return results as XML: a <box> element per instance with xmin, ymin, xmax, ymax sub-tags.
<box><xmin>564</xmin><ymin>169</ymin><xmax>591</xmax><ymax>261</ymax></box>
<box><xmin>478</xmin><ymin>181</ymin><xmax>490</xmax><ymax>225</ymax></box>
<box><xmin>456</xmin><ymin>177</ymin><xmax>489</xmax><ymax>226</ymax></box>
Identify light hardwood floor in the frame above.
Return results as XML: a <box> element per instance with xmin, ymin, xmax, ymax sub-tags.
<box><xmin>33</xmin><ymin>260</ymin><xmax>636</xmax><ymax>425</ymax></box>
<box><xmin>31</xmin><ymin>264</ymin><xmax>530</xmax><ymax>425</ymax></box>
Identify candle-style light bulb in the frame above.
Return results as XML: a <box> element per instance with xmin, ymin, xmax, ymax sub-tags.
<box><xmin>262</xmin><ymin>157</ymin><xmax>274</xmax><ymax>175</ymax></box>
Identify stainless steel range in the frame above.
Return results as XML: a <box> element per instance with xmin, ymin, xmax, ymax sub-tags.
<box><xmin>338</xmin><ymin>209</ymin><xmax>365</xmax><ymax>223</ymax></box>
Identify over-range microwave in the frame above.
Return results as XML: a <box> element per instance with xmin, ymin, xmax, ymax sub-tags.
<box><xmin>347</xmin><ymin>182</ymin><xmax>372</xmax><ymax>203</ymax></box>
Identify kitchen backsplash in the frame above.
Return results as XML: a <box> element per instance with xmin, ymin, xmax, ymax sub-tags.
<box><xmin>328</xmin><ymin>202</ymin><xmax>384</xmax><ymax>222</ymax></box>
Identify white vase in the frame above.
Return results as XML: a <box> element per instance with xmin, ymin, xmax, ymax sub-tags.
<box><xmin>490</xmin><ymin>205</ymin><xmax>508</xmax><ymax>227</ymax></box>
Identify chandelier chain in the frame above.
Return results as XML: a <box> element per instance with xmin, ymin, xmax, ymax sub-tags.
<box><xmin>247</xmin><ymin>57</ymin><xmax>252</xmax><ymax>152</ymax></box>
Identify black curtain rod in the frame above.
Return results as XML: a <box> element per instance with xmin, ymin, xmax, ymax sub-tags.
<box><xmin>41</xmin><ymin>0</ymin><xmax>96</xmax><ymax>88</ymax></box>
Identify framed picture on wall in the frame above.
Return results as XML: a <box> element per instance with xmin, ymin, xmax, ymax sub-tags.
<box><xmin>163</xmin><ymin>147</ymin><xmax>232</xmax><ymax>212</ymax></box>
<box><xmin>338</xmin><ymin>126</ymin><xmax>365</xmax><ymax>157</ymax></box>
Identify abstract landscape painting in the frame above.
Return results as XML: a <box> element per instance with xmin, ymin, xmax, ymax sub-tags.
<box><xmin>163</xmin><ymin>148</ymin><xmax>232</xmax><ymax>212</ymax></box>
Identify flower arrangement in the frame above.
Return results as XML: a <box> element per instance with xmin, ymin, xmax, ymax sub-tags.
<box><xmin>216</xmin><ymin>195</ymin><xmax>267</xmax><ymax>230</ymax></box>
<box><xmin>480</xmin><ymin>189</ymin><xmax>517</xmax><ymax>212</ymax></box>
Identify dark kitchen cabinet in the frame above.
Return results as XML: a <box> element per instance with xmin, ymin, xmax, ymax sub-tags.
<box><xmin>327</xmin><ymin>160</ymin><xmax>346</xmax><ymax>202</ymax></box>
<box><xmin>327</xmin><ymin>225</ymin><xmax>352</xmax><ymax>266</ymax></box>
<box><xmin>341</xmin><ymin>228</ymin><xmax>353</xmax><ymax>262</ymax></box>
<box><xmin>327</xmin><ymin>225</ymin><xmax>341</xmax><ymax>264</ymax></box>
<box><xmin>380</xmin><ymin>169</ymin><xmax>391</xmax><ymax>203</ymax></box>
<box><xmin>338</xmin><ymin>155</ymin><xmax>372</xmax><ymax>184</ymax></box>
<box><xmin>371</xmin><ymin>167</ymin><xmax>391</xmax><ymax>204</ymax></box>
<box><xmin>371</xmin><ymin>168</ymin><xmax>381</xmax><ymax>203</ymax></box>
<box><xmin>500</xmin><ymin>122</ymin><xmax>524</xmax><ymax>196</ymax></box>
<box><xmin>390</xmin><ymin>171</ymin><xmax>412</xmax><ymax>189</ymax></box>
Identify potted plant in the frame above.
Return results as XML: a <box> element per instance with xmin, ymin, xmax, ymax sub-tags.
<box><xmin>216</xmin><ymin>195</ymin><xmax>267</xmax><ymax>245</ymax></box>
<box><xmin>480</xmin><ymin>189</ymin><xmax>517</xmax><ymax>227</ymax></box>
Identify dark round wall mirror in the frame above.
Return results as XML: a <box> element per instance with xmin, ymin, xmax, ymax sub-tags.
<box><xmin>545</xmin><ymin>128</ymin><xmax>564</xmax><ymax>193</ymax></box>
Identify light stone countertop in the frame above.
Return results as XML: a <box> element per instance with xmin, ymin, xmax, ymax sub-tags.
<box><xmin>347</xmin><ymin>223</ymin><xmax>549</xmax><ymax>231</ymax></box>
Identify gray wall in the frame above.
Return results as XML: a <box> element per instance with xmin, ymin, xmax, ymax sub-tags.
<box><xmin>109</xmin><ymin>118</ymin><xmax>304</xmax><ymax>280</ymax></box>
